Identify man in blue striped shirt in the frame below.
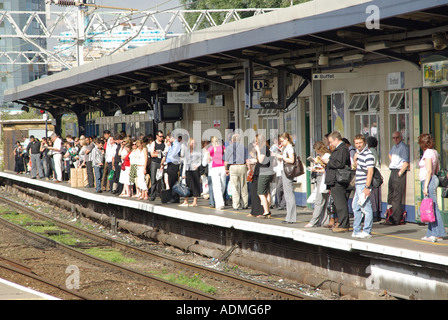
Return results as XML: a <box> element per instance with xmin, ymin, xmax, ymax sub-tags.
<box><xmin>352</xmin><ymin>134</ymin><xmax>375</xmax><ymax>239</ymax></box>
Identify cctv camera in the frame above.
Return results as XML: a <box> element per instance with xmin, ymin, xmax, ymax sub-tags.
<box><xmin>189</xmin><ymin>84</ymin><xmax>198</xmax><ymax>95</ymax></box>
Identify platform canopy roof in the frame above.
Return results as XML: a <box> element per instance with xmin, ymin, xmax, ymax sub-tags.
<box><xmin>4</xmin><ymin>0</ymin><xmax>448</xmax><ymax>116</ymax></box>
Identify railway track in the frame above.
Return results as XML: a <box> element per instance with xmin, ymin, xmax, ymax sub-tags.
<box><xmin>0</xmin><ymin>195</ymin><xmax>313</xmax><ymax>300</ymax></box>
<box><xmin>0</xmin><ymin>255</ymin><xmax>94</xmax><ymax>300</ymax></box>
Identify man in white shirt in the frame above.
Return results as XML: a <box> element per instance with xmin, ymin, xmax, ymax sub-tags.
<box><xmin>104</xmin><ymin>135</ymin><xmax>117</xmax><ymax>193</ymax></box>
<box><xmin>384</xmin><ymin>131</ymin><xmax>409</xmax><ymax>225</ymax></box>
<box><xmin>49</xmin><ymin>133</ymin><xmax>63</xmax><ymax>182</ymax></box>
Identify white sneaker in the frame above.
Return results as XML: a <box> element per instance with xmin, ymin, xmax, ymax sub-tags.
<box><xmin>358</xmin><ymin>231</ymin><xmax>372</xmax><ymax>239</ymax></box>
<box><xmin>352</xmin><ymin>232</ymin><xmax>362</xmax><ymax>238</ymax></box>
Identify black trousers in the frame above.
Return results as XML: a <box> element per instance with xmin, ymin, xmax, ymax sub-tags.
<box><xmin>387</xmin><ymin>169</ymin><xmax>407</xmax><ymax>224</ymax></box>
<box><xmin>86</xmin><ymin>161</ymin><xmax>94</xmax><ymax>187</ymax></box>
<box><xmin>330</xmin><ymin>182</ymin><xmax>350</xmax><ymax>228</ymax></box>
<box><xmin>186</xmin><ymin>169</ymin><xmax>201</xmax><ymax>198</ymax></box>
<box><xmin>149</xmin><ymin>161</ymin><xmax>162</xmax><ymax>199</ymax></box>
<box><xmin>167</xmin><ymin>162</ymin><xmax>180</xmax><ymax>202</ymax></box>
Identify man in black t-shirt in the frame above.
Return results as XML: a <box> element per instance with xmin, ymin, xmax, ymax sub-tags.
<box><xmin>148</xmin><ymin>130</ymin><xmax>166</xmax><ymax>201</ymax></box>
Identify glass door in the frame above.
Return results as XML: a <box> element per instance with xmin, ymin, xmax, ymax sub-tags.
<box><xmin>434</xmin><ymin>91</ymin><xmax>448</xmax><ymax>226</ymax></box>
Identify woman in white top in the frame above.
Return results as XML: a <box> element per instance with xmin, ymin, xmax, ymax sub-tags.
<box><xmin>305</xmin><ymin>141</ymin><xmax>331</xmax><ymax>227</ymax></box>
<box><xmin>418</xmin><ymin>133</ymin><xmax>446</xmax><ymax>242</ymax></box>
<box><xmin>135</xmin><ymin>140</ymin><xmax>148</xmax><ymax>200</ymax></box>
<box><xmin>276</xmin><ymin>132</ymin><xmax>297</xmax><ymax>223</ymax></box>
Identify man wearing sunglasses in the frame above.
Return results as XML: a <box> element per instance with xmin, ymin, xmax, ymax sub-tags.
<box><xmin>385</xmin><ymin>131</ymin><xmax>409</xmax><ymax>225</ymax></box>
<box><xmin>148</xmin><ymin>130</ymin><xmax>166</xmax><ymax>201</ymax></box>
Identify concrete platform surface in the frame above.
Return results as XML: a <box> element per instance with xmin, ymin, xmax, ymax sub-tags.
<box><xmin>0</xmin><ymin>278</ymin><xmax>59</xmax><ymax>300</ymax></box>
<box><xmin>1</xmin><ymin>171</ymin><xmax>447</xmax><ymax>268</ymax></box>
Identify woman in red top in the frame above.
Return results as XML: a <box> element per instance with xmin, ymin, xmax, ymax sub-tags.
<box><xmin>119</xmin><ymin>143</ymin><xmax>132</xmax><ymax>197</ymax></box>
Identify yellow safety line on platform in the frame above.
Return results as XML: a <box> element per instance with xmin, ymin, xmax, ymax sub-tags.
<box><xmin>371</xmin><ymin>232</ymin><xmax>448</xmax><ymax>246</ymax></box>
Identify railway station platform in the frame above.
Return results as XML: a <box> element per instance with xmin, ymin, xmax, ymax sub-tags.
<box><xmin>0</xmin><ymin>278</ymin><xmax>59</xmax><ymax>300</ymax></box>
<box><xmin>0</xmin><ymin>171</ymin><xmax>447</xmax><ymax>300</ymax></box>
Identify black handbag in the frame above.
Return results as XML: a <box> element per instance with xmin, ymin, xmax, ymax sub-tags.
<box><xmin>438</xmin><ymin>170</ymin><xmax>448</xmax><ymax>188</ymax></box>
<box><xmin>326</xmin><ymin>193</ymin><xmax>336</xmax><ymax>215</ymax></box>
<box><xmin>161</xmin><ymin>189</ymin><xmax>172</xmax><ymax>203</ymax></box>
<box><xmin>442</xmin><ymin>187</ymin><xmax>448</xmax><ymax>199</ymax></box>
<box><xmin>335</xmin><ymin>166</ymin><xmax>355</xmax><ymax>185</ymax></box>
<box><xmin>372</xmin><ymin>167</ymin><xmax>383</xmax><ymax>188</ymax></box>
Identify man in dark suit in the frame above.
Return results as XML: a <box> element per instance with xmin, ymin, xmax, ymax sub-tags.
<box><xmin>322</xmin><ymin>131</ymin><xmax>352</xmax><ymax>233</ymax></box>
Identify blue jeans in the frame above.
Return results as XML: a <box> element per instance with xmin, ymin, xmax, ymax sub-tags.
<box><xmin>422</xmin><ymin>176</ymin><xmax>446</xmax><ymax>238</ymax></box>
<box><xmin>94</xmin><ymin>166</ymin><xmax>103</xmax><ymax>192</ymax></box>
<box><xmin>352</xmin><ymin>184</ymin><xmax>373</xmax><ymax>234</ymax></box>
<box><xmin>208</xmin><ymin>175</ymin><xmax>215</xmax><ymax>207</ymax></box>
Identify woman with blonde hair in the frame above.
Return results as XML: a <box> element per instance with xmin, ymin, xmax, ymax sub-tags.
<box><xmin>276</xmin><ymin>132</ymin><xmax>297</xmax><ymax>223</ymax></box>
<box><xmin>305</xmin><ymin>141</ymin><xmax>331</xmax><ymax>227</ymax></box>
<box><xmin>180</xmin><ymin>138</ymin><xmax>202</xmax><ymax>207</ymax></box>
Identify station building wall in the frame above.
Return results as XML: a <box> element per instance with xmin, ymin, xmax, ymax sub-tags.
<box><xmin>306</xmin><ymin>60</ymin><xmax>427</xmax><ymax>222</ymax></box>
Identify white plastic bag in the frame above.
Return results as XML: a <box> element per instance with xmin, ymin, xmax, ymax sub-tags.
<box><xmin>307</xmin><ymin>188</ymin><xmax>317</xmax><ymax>204</ymax></box>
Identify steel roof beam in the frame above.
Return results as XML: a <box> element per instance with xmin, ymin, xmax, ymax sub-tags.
<box><xmin>310</xmin><ymin>33</ymin><xmax>421</xmax><ymax>69</ymax></box>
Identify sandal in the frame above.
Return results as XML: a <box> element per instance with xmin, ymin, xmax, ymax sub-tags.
<box><xmin>257</xmin><ymin>212</ymin><xmax>271</xmax><ymax>219</ymax></box>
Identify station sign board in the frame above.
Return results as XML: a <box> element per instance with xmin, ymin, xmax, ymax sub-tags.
<box><xmin>312</xmin><ymin>73</ymin><xmax>357</xmax><ymax>81</ymax></box>
<box><xmin>167</xmin><ymin>91</ymin><xmax>207</xmax><ymax>104</ymax></box>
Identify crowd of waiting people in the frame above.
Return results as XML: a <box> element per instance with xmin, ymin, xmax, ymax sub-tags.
<box><xmin>13</xmin><ymin>129</ymin><xmax>447</xmax><ymax>242</ymax></box>
<box><xmin>13</xmin><ymin>130</ymin><xmax>298</xmax><ymax>221</ymax></box>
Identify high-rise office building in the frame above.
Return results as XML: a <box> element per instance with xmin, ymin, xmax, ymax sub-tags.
<box><xmin>0</xmin><ymin>0</ymin><xmax>47</xmax><ymax>110</ymax></box>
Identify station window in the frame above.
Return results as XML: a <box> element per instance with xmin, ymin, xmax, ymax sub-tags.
<box><xmin>350</xmin><ymin>92</ymin><xmax>381</xmax><ymax>164</ymax></box>
<box><xmin>388</xmin><ymin>90</ymin><xmax>410</xmax><ymax>146</ymax></box>
<box><xmin>258</xmin><ymin>108</ymin><xmax>279</xmax><ymax>140</ymax></box>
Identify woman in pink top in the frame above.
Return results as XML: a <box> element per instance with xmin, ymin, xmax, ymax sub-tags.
<box><xmin>207</xmin><ymin>136</ymin><xmax>226</xmax><ymax>210</ymax></box>
<box><xmin>418</xmin><ymin>134</ymin><xmax>446</xmax><ymax>242</ymax></box>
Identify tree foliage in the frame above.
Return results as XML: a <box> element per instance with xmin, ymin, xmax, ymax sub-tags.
<box><xmin>181</xmin><ymin>0</ymin><xmax>308</xmax><ymax>10</ymax></box>
<box><xmin>180</xmin><ymin>0</ymin><xmax>309</xmax><ymax>29</ymax></box>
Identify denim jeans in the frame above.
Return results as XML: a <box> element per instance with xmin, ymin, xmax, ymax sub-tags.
<box><xmin>94</xmin><ymin>166</ymin><xmax>103</xmax><ymax>192</ymax></box>
<box><xmin>422</xmin><ymin>176</ymin><xmax>447</xmax><ymax>238</ymax></box>
<box><xmin>352</xmin><ymin>184</ymin><xmax>373</xmax><ymax>234</ymax></box>
<box><xmin>208</xmin><ymin>175</ymin><xmax>215</xmax><ymax>207</ymax></box>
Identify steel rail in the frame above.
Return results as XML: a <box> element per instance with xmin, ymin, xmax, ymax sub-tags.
<box><xmin>0</xmin><ymin>194</ymin><xmax>311</xmax><ymax>300</ymax></box>
<box><xmin>0</xmin><ymin>258</ymin><xmax>94</xmax><ymax>300</ymax></box>
<box><xmin>0</xmin><ymin>201</ymin><xmax>216</xmax><ymax>300</ymax></box>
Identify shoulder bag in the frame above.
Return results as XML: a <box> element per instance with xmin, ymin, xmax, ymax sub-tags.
<box><xmin>173</xmin><ymin>179</ymin><xmax>190</xmax><ymax>197</ymax></box>
<box><xmin>372</xmin><ymin>167</ymin><xmax>384</xmax><ymax>188</ymax></box>
<box><xmin>284</xmin><ymin>153</ymin><xmax>305</xmax><ymax>179</ymax></box>
<box><xmin>335</xmin><ymin>166</ymin><xmax>355</xmax><ymax>185</ymax></box>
